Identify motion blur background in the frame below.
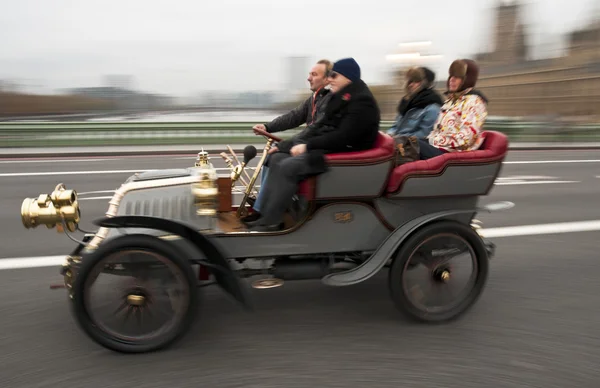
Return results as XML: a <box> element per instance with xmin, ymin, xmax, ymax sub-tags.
<box><xmin>0</xmin><ymin>0</ymin><xmax>598</xmax><ymax>130</ymax></box>
<box><xmin>1</xmin><ymin>2</ymin><xmax>600</xmax><ymax>387</ymax></box>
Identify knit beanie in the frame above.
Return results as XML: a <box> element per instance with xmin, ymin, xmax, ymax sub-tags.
<box><xmin>332</xmin><ymin>58</ymin><xmax>361</xmax><ymax>82</ymax></box>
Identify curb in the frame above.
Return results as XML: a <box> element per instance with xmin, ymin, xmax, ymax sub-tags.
<box><xmin>1</xmin><ymin>144</ymin><xmax>600</xmax><ymax>159</ymax></box>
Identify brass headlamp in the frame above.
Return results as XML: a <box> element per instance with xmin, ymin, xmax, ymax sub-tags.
<box><xmin>21</xmin><ymin>183</ymin><xmax>81</xmax><ymax>233</ymax></box>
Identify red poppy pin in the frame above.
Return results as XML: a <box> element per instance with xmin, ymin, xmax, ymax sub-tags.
<box><xmin>342</xmin><ymin>93</ymin><xmax>351</xmax><ymax>101</ymax></box>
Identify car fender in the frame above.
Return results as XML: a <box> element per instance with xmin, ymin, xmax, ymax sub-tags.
<box><xmin>321</xmin><ymin>209</ymin><xmax>479</xmax><ymax>287</ymax></box>
<box><xmin>93</xmin><ymin>215</ymin><xmax>253</xmax><ymax>310</ymax></box>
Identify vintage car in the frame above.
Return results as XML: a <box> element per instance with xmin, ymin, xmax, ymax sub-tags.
<box><xmin>20</xmin><ymin>127</ymin><xmax>512</xmax><ymax>353</ymax></box>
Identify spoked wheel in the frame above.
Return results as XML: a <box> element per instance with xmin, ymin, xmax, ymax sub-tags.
<box><xmin>389</xmin><ymin>221</ymin><xmax>489</xmax><ymax>323</ymax></box>
<box><xmin>71</xmin><ymin>234</ymin><xmax>199</xmax><ymax>353</ymax></box>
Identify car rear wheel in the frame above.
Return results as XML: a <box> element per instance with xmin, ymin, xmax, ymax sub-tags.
<box><xmin>388</xmin><ymin>221</ymin><xmax>489</xmax><ymax>323</ymax></box>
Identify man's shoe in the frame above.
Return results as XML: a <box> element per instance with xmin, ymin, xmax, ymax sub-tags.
<box><xmin>249</xmin><ymin>223</ymin><xmax>284</xmax><ymax>232</ymax></box>
<box><xmin>241</xmin><ymin>212</ymin><xmax>261</xmax><ymax>226</ymax></box>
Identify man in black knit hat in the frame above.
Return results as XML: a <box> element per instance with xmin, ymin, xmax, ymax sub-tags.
<box><xmin>247</xmin><ymin>57</ymin><xmax>380</xmax><ymax>232</ymax></box>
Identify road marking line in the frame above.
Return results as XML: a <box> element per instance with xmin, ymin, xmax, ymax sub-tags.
<box><xmin>0</xmin><ymin>170</ymin><xmax>142</xmax><ymax>177</ymax></box>
<box><xmin>0</xmin><ymin>158</ymin><xmax>115</xmax><ymax>164</ymax></box>
<box><xmin>0</xmin><ymin>167</ymin><xmax>255</xmax><ymax>177</ymax></box>
<box><xmin>497</xmin><ymin>175</ymin><xmax>557</xmax><ymax>180</ymax></box>
<box><xmin>0</xmin><ymin>256</ymin><xmax>65</xmax><ymax>270</ymax></box>
<box><xmin>494</xmin><ymin>175</ymin><xmax>579</xmax><ymax>186</ymax></box>
<box><xmin>79</xmin><ymin>196</ymin><xmax>113</xmax><ymax>201</ymax></box>
<box><xmin>4</xmin><ymin>159</ymin><xmax>600</xmax><ymax>177</ymax></box>
<box><xmin>478</xmin><ymin>220</ymin><xmax>600</xmax><ymax>238</ymax></box>
<box><xmin>504</xmin><ymin>160</ymin><xmax>600</xmax><ymax>164</ymax></box>
<box><xmin>79</xmin><ymin>190</ymin><xmax>115</xmax><ymax>195</ymax></box>
<box><xmin>2</xmin><ymin>220</ymin><xmax>600</xmax><ymax>271</ymax></box>
<box><xmin>494</xmin><ymin>180</ymin><xmax>579</xmax><ymax>185</ymax></box>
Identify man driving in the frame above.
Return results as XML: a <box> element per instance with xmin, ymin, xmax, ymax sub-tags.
<box><xmin>248</xmin><ymin>57</ymin><xmax>381</xmax><ymax>232</ymax></box>
<box><xmin>242</xmin><ymin>59</ymin><xmax>333</xmax><ymax>225</ymax></box>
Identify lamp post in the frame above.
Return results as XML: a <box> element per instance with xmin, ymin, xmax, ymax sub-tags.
<box><xmin>386</xmin><ymin>41</ymin><xmax>443</xmax><ymax>86</ymax></box>
<box><xmin>378</xmin><ymin>41</ymin><xmax>443</xmax><ymax>119</ymax></box>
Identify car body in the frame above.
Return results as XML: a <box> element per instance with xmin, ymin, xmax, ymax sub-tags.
<box><xmin>21</xmin><ymin>128</ymin><xmax>511</xmax><ymax>353</ymax></box>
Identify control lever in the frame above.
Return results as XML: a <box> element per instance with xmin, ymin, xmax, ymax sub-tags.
<box><xmin>228</xmin><ymin>145</ymin><xmax>254</xmax><ymax>184</ymax></box>
<box><xmin>220</xmin><ymin>152</ymin><xmax>250</xmax><ymax>188</ymax></box>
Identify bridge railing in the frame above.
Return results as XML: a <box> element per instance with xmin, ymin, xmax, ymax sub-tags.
<box><xmin>0</xmin><ymin>120</ymin><xmax>599</xmax><ymax>148</ymax></box>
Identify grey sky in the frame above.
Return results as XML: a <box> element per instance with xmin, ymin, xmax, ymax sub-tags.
<box><xmin>0</xmin><ymin>0</ymin><xmax>594</xmax><ymax>97</ymax></box>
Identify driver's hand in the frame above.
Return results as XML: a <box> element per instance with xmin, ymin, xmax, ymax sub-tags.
<box><xmin>252</xmin><ymin>124</ymin><xmax>267</xmax><ymax>135</ymax></box>
<box><xmin>268</xmin><ymin>146</ymin><xmax>279</xmax><ymax>154</ymax></box>
<box><xmin>290</xmin><ymin>144</ymin><xmax>306</xmax><ymax>156</ymax></box>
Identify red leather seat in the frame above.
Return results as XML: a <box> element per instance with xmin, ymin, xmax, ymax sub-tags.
<box><xmin>297</xmin><ymin>131</ymin><xmax>396</xmax><ymax>199</ymax></box>
<box><xmin>385</xmin><ymin>131</ymin><xmax>509</xmax><ymax>194</ymax></box>
<box><xmin>324</xmin><ymin>131</ymin><xmax>396</xmax><ymax>164</ymax></box>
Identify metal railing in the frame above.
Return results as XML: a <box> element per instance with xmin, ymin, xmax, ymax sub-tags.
<box><xmin>0</xmin><ymin>120</ymin><xmax>599</xmax><ymax>148</ymax></box>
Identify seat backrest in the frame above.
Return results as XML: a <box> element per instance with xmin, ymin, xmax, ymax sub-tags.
<box><xmin>375</xmin><ymin>131</ymin><xmax>396</xmax><ymax>153</ymax></box>
<box><xmin>476</xmin><ymin>130</ymin><xmax>509</xmax><ymax>158</ymax></box>
<box><xmin>324</xmin><ymin>130</ymin><xmax>396</xmax><ymax>163</ymax></box>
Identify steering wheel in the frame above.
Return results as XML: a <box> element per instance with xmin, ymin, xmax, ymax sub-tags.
<box><xmin>253</xmin><ymin>127</ymin><xmax>282</xmax><ymax>143</ymax></box>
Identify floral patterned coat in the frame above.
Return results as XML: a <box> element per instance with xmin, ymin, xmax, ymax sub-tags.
<box><xmin>426</xmin><ymin>92</ymin><xmax>488</xmax><ymax>152</ymax></box>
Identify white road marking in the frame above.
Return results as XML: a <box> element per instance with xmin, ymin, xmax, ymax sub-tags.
<box><xmin>78</xmin><ymin>190</ymin><xmax>115</xmax><ymax>195</ymax></box>
<box><xmin>494</xmin><ymin>175</ymin><xmax>579</xmax><ymax>186</ymax></box>
<box><xmin>174</xmin><ymin>155</ymin><xmax>245</xmax><ymax>160</ymax></box>
<box><xmin>2</xmin><ymin>219</ymin><xmax>600</xmax><ymax>271</ymax></box>
<box><xmin>0</xmin><ymin>170</ymin><xmax>143</xmax><ymax>177</ymax></box>
<box><xmin>76</xmin><ymin>190</ymin><xmax>256</xmax><ymax>201</ymax></box>
<box><xmin>0</xmin><ymin>170</ymin><xmax>579</xmax><ymax>187</ymax></box>
<box><xmin>495</xmin><ymin>180</ymin><xmax>579</xmax><ymax>185</ymax></box>
<box><xmin>497</xmin><ymin>176</ymin><xmax>559</xmax><ymax>180</ymax></box>
<box><xmin>479</xmin><ymin>220</ymin><xmax>600</xmax><ymax>238</ymax></box>
<box><xmin>3</xmin><ymin>157</ymin><xmax>600</xmax><ymax>178</ymax></box>
<box><xmin>0</xmin><ymin>167</ymin><xmax>255</xmax><ymax>177</ymax></box>
<box><xmin>504</xmin><ymin>159</ymin><xmax>600</xmax><ymax>164</ymax></box>
<box><xmin>0</xmin><ymin>256</ymin><xmax>65</xmax><ymax>270</ymax></box>
<box><xmin>0</xmin><ymin>158</ymin><xmax>115</xmax><ymax>164</ymax></box>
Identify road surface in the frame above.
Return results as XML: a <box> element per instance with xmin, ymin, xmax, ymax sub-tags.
<box><xmin>0</xmin><ymin>149</ymin><xmax>599</xmax><ymax>387</ymax></box>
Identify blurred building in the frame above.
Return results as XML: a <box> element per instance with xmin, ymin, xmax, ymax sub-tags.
<box><xmin>474</xmin><ymin>1</ymin><xmax>600</xmax><ymax>119</ymax></box>
<box><xmin>67</xmin><ymin>86</ymin><xmax>174</xmax><ymax>110</ymax></box>
<box><xmin>285</xmin><ymin>56</ymin><xmax>310</xmax><ymax>100</ymax></box>
<box><xmin>373</xmin><ymin>1</ymin><xmax>600</xmax><ymax>121</ymax></box>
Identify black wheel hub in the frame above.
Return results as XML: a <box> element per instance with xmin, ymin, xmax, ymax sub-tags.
<box><xmin>432</xmin><ymin>267</ymin><xmax>451</xmax><ymax>283</ymax></box>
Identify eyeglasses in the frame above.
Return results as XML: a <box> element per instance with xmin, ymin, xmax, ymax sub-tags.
<box><xmin>329</xmin><ymin>72</ymin><xmax>338</xmax><ymax>79</ymax></box>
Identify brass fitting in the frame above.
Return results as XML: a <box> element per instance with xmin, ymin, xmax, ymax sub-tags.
<box><xmin>191</xmin><ymin>168</ymin><xmax>219</xmax><ymax>217</ymax></box>
<box><xmin>21</xmin><ymin>183</ymin><xmax>81</xmax><ymax>232</ymax></box>
<box><xmin>195</xmin><ymin>150</ymin><xmax>211</xmax><ymax>167</ymax></box>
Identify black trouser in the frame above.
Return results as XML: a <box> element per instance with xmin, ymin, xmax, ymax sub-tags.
<box><xmin>257</xmin><ymin>152</ymin><xmax>320</xmax><ymax>226</ymax></box>
<box><xmin>418</xmin><ymin>138</ymin><xmax>447</xmax><ymax>160</ymax></box>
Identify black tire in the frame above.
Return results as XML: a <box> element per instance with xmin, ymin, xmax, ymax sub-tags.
<box><xmin>388</xmin><ymin>221</ymin><xmax>489</xmax><ymax>323</ymax></box>
<box><xmin>71</xmin><ymin>234</ymin><xmax>199</xmax><ymax>353</ymax></box>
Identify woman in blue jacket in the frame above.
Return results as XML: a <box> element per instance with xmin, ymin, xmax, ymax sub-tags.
<box><xmin>387</xmin><ymin>66</ymin><xmax>443</xmax><ymax>138</ymax></box>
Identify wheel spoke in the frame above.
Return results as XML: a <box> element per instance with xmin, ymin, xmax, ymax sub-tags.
<box><xmin>113</xmin><ymin>300</ymin><xmax>128</xmax><ymax>316</ymax></box>
<box><xmin>135</xmin><ymin>306</ymin><xmax>143</xmax><ymax>329</ymax></box>
<box><xmin>123</xmin><ymin>305</ymin><xmax>134</xmax><ymax>323</ymax></box>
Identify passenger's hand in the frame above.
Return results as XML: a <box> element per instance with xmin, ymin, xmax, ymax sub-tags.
<box><xmin>252</xmin><ymin>124</ymin><xmax>266</xmax><ymax>135</ymax></box>
<box><xmin>268</xmin><ymin>146</ymin><xmax>279</xmax><ymax>154</ymax></box>
<box><xmin>290</xmin><ymin>144</ymin><xmax>306</xmax><ymax>156</ymax></box>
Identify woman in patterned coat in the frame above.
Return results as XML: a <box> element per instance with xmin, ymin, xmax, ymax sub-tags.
<box><xmin>418</xmin><ymin>59</ymin><xmax>489</xmax><ymax>160</ymax></box>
